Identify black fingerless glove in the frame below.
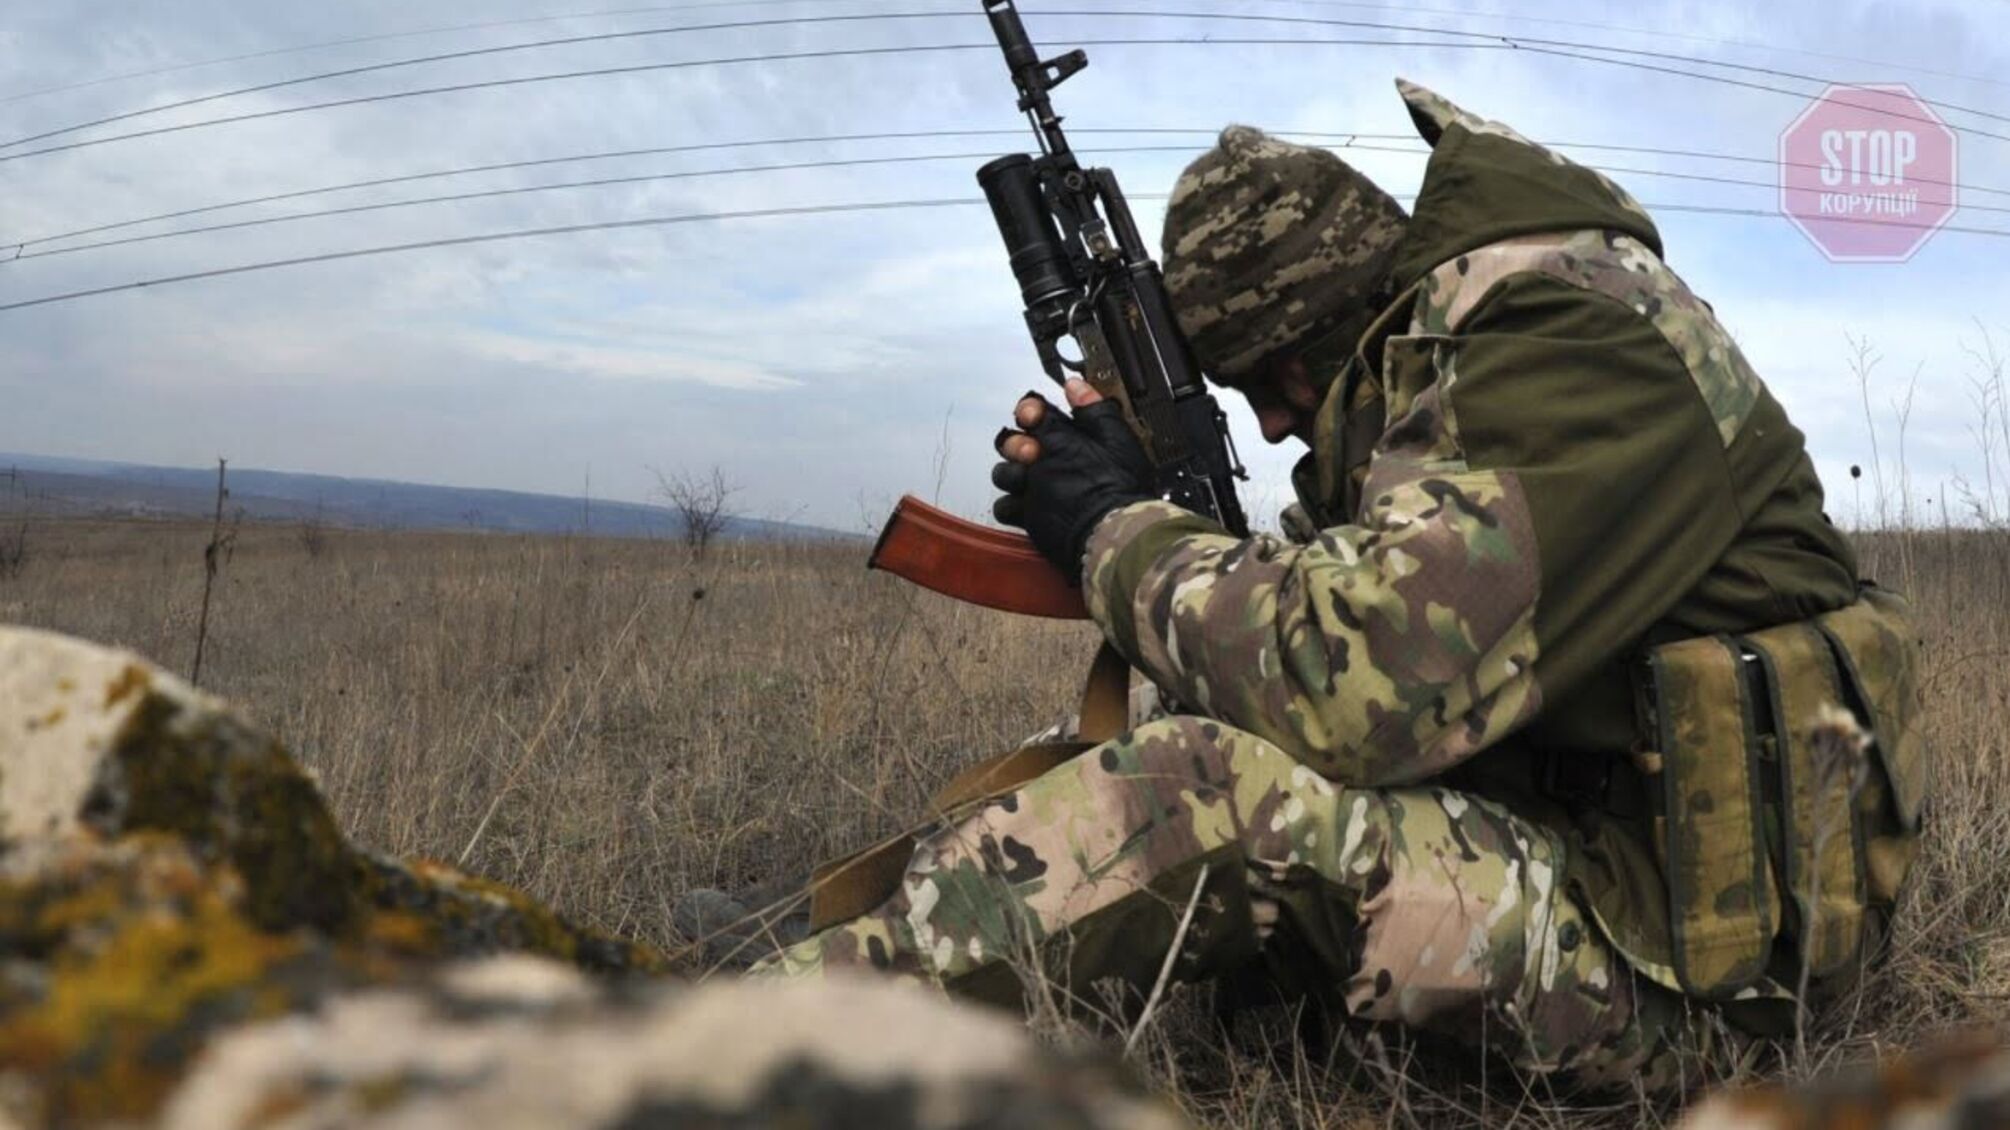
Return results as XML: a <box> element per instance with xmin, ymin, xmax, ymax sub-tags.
<box><xmin>992</xmin><ymin>396</ymin><xmax>1156</xmax><ymax>582</ymax></box>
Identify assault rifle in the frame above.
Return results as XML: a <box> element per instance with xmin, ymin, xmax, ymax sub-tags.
<box><xmin>809</xmin><ymin>2</ymin><xmax>1256</xmax><ymax>926</ymax></box>
<box><xmin>869</xmin><ymin>0</ymin><xmax>1249</xmax><ymax>619</ymax></box>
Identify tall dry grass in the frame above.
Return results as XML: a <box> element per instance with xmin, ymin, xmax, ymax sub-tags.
<box><xmin>0</xmin><ymin>520</ymin><xmax>1094</xmax><ymax>934</ymax></box>
<box><xmin>3</xmin><ymin>515</ymin><xmax>2005</xmax><ymax>1126</ymax></box>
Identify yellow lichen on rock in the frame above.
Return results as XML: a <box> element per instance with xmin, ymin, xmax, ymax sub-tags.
<box><xmin>352</xmin><ymin>851</ymin><xmax>669</xmax><ymax>973</ymax></box>
<box><xmin>0</xmin><ymin>836</ymin><xmax>322</xmax><ymax>1122</ymax></box>
<box><xmin>0</xmin><ymin>628</ymin><xmax>674</xmax><ymax>1126</ymax></box>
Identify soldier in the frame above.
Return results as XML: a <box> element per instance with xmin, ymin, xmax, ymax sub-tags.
<box><xmin>745</xmin><ymin>81</ymin><xmax>1927</xmax><ymax>1095</ymax></box>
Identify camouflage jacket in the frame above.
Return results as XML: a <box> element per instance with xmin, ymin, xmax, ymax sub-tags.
<box><xmin>1082</xmin><ymin>81</ymin><xmax>1861</xmax><ymax>989</ymax></box>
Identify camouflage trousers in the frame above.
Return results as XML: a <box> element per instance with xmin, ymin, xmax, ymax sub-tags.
<box><xmin>751</xmin><ymin>716</ymin><xmax>1715</xmax><ymax>1093</ymax></box>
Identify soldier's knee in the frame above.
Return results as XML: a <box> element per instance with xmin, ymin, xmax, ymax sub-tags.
<box><xmin>1094</xmin><ymin>714</ymin><xmax>1291</xmax><ymax>783</ymax></box>
<box><xmin>1341</xmin><ymin>789</ymin><xmax>1566</xmax><ymax>1023</ymax></box>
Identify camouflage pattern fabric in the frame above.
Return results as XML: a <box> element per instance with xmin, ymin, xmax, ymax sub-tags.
<box><xmin>766</xmin><ymin>78</ymin><xmax>1895</xmax><ymax>1103</ymax></box>
<box><xmin>1411</xmin><ymin>229</ymin><xmax>1762</xmax><ymax>447</ymax></box>
<box><xmin>1082</xmin><ymin>244</ymin><xmax>1548</xmax><ymax>786</ymax></box>
<box><xmin>1161</xmin><ymin>126</ymin><xmax>1407</xmax><ymax>381</ymax></box>
<box><xmin>1081</xmin><ymin>487</ymin><xmax>1542</xmax><ymax>789</ymax></box>
<box><xmin>754</xmin><ymin>716</ymin><xmax>1720</xmax><ymax>1094</ymax></box>
<box><xmin>1394</xmin><ymin>79</ymin><xmax>1656</xmax><ymax>231</ymax></box>
<box><xmin>1644</xmin><ymin>635</ymin><xmax>1780</xmax><ymax>998</ymax></box>
<box><xmin>1084</xmin><ymin>79</ymin><xmax>1885</xmax><ymax>1003</ymax></box>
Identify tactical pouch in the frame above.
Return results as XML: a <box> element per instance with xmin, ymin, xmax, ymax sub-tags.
<box><xmin>1639</xmin><ymin>587</ymin><xmax>1925</xmax><ymax>999</ymax></box>
<box><xmin>1802</xmin><ymin>589</ymin><xmax>1927</xmax><ymax>906</ymax></box>
<box><xmin>1640</xmin><ymin>635</ymin><xmax>1780</xmax><ymax>998</ymax></box>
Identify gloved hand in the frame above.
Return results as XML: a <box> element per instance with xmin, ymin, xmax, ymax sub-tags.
<box><xmin>992</xmin><ymin>378</ymin><xmax>1157</xmax><ymax>581</ymax></box>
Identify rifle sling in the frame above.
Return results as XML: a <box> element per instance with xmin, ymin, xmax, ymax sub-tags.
<box><xmin>1074</xmin><ymin>641</ymin><xmax>1132</xmax><ymax>745</ymax></box>
<box><xmin>807</xmin><ymin>642</ymin><xmax>1131</xmax><ymax>932</ymax></box>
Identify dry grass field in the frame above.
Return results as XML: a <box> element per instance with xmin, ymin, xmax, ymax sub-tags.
<box><xmin>4</xmin><ymin>514</ymin><xmax>2006</xmax><ymax>1127</ymax></box>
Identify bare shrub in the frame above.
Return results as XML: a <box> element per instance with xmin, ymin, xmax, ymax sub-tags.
<box><xmin>0</xmin><ymin>516</ymin><xmax>26</xmax><ymax>581</ymax></box>
<box><xmin>0</xmin><ymin>465</ymin><xmax>24</xmax><ymax>582</ymax></box>
<box><xmin>298</xmin><ymin>504</ymin><xmax>329</xmax><ymax>558</ymax></box>
<box><xmin>1956</xmin><ymin>323</ymin><xmax>2009</xmax><ymax>527</ymax></box>
<box><xmin>652</xmin><ymin>465</ymin><xmax>739</xmax><ymax>556</ymax></box>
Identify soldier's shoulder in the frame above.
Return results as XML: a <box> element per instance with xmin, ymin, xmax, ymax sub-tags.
<box><xmin>1410</xmin><ymin>230</ymin><xmax>1763</xmax><ymax>447</ymax></box>
<box><xmin>1413</xmin><ymin>228</ymin><xmax>1666</xmax><ymax>336</ymax></box>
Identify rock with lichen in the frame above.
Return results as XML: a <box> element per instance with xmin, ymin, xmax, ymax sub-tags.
<box><xmin>158</xmin><ymin>959</ymin><xmax>1186</xmax><ymax>1130</ymax></box>
<box><xmin>0</xmin><ymin>625</ymin><xmax>1187</xmax><ymax>1130</ymax></box>
<box><xmin>0</xmin><ymin>626</ymin><xmax>668</xmax><ymax>1125</ymax></box>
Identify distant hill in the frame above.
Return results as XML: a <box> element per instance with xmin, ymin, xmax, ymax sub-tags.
<box><xmin>0</xmin><ymin>453</ymin><xmax>848</xmax><ymax>541</ymax></box>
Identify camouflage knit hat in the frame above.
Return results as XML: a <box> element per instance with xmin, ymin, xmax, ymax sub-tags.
<box><xmin>1161</xmin><ymin>127</ymin><xmax>1408</xmax><ymax>383</ymax></box>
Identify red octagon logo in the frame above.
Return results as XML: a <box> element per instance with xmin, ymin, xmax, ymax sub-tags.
<box><xmin>1779</xmin><ymin>84</ymin><xmax>1958</xmax><ymax>263</ymax></box>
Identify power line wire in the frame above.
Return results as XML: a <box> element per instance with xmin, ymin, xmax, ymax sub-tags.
<box><xmin>13</xmin><ymin>0</ymin><xmax>2002</xmax><ymax>114</ymax></box>
<box><xmin>0</xmin><ymin>0</ymin><xmax>875</xmax><ymax>107</ymax></box>
<box><xmin>15</xmin><ymin>8</ymin><xmax>2010</xmax><ymax>164</ymax></box>
<box><xmin>8</xmin><ymin>139</ymin><xmax>1997</xmax><ymax>265</ymax></box>
<box><xmin>0</xmin><ymin>199</ymin><xmax>982</xmax><ymax>312</ymax></box>
<box><xmin>0</xmin><ymin>37</ymin><xmax>1498</xmax><ymax>166</ymax></box>
<box><xmin>2</xmin><ymin>193</ymin><xmax>2004</xmax><ymax>315</ymax></box>
<box><xmin>1512</xmin><ymin>41</ymin><xmax>1997</xmax><ymax>133</ymax></box>
<box><xmin>1264</xmin><ymin>0</ymin><xmax>2010</xmax><ymax>92</ymax></box>
<box><xmin>1116</xmin><ymin>10</ymin><xmax>2010</xmax><ymax>128</ymax></box>
<box><xmin>7</xmin><ymin>128</ymin><xmax>1021</xmax><ymax>245</ymax></box>
<box><xmin>1460</xmin><ymin>39</ymin><xmax>2009</xmax><ymax>144</ymax></box>
<box><xmin>15</xmin><ymin>125</ymin><xmax>2000</xmax><ymax>253</ymax></box>
<box><xmin>0</xmin><ymin>12</ymin><xmax>979</xmax><ymax>150</ymax></box>
<box><xmin>0</xmin><ymin>41</ymin><xmax>976</xmax><ymax>164</ymax></box>
<box><xmin>11</xmin><ymin>7</ymin><xmax>2005</xmax><ymax>155</ymax></box>
<box><xmin>11</xmin><ymin>130</ymin><xmax>1042</xmax><ymax>247</ymax></box>
<box><xmin>5</xmin><ymin>150</ymin><xmax>1064</xmax><ymax>261</ymax></box>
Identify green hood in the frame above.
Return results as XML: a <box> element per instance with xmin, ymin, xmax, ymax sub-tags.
<box><xmin>1386</xmin><ymin>80</ymin><xmax>1664</xmax><ymax>289</ymax></box>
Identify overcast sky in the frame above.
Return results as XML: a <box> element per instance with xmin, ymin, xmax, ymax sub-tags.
<box><xmin>3</xmin><ymin>0</ymin><xmax>2008</xmax><ymax>531</ymax></box>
